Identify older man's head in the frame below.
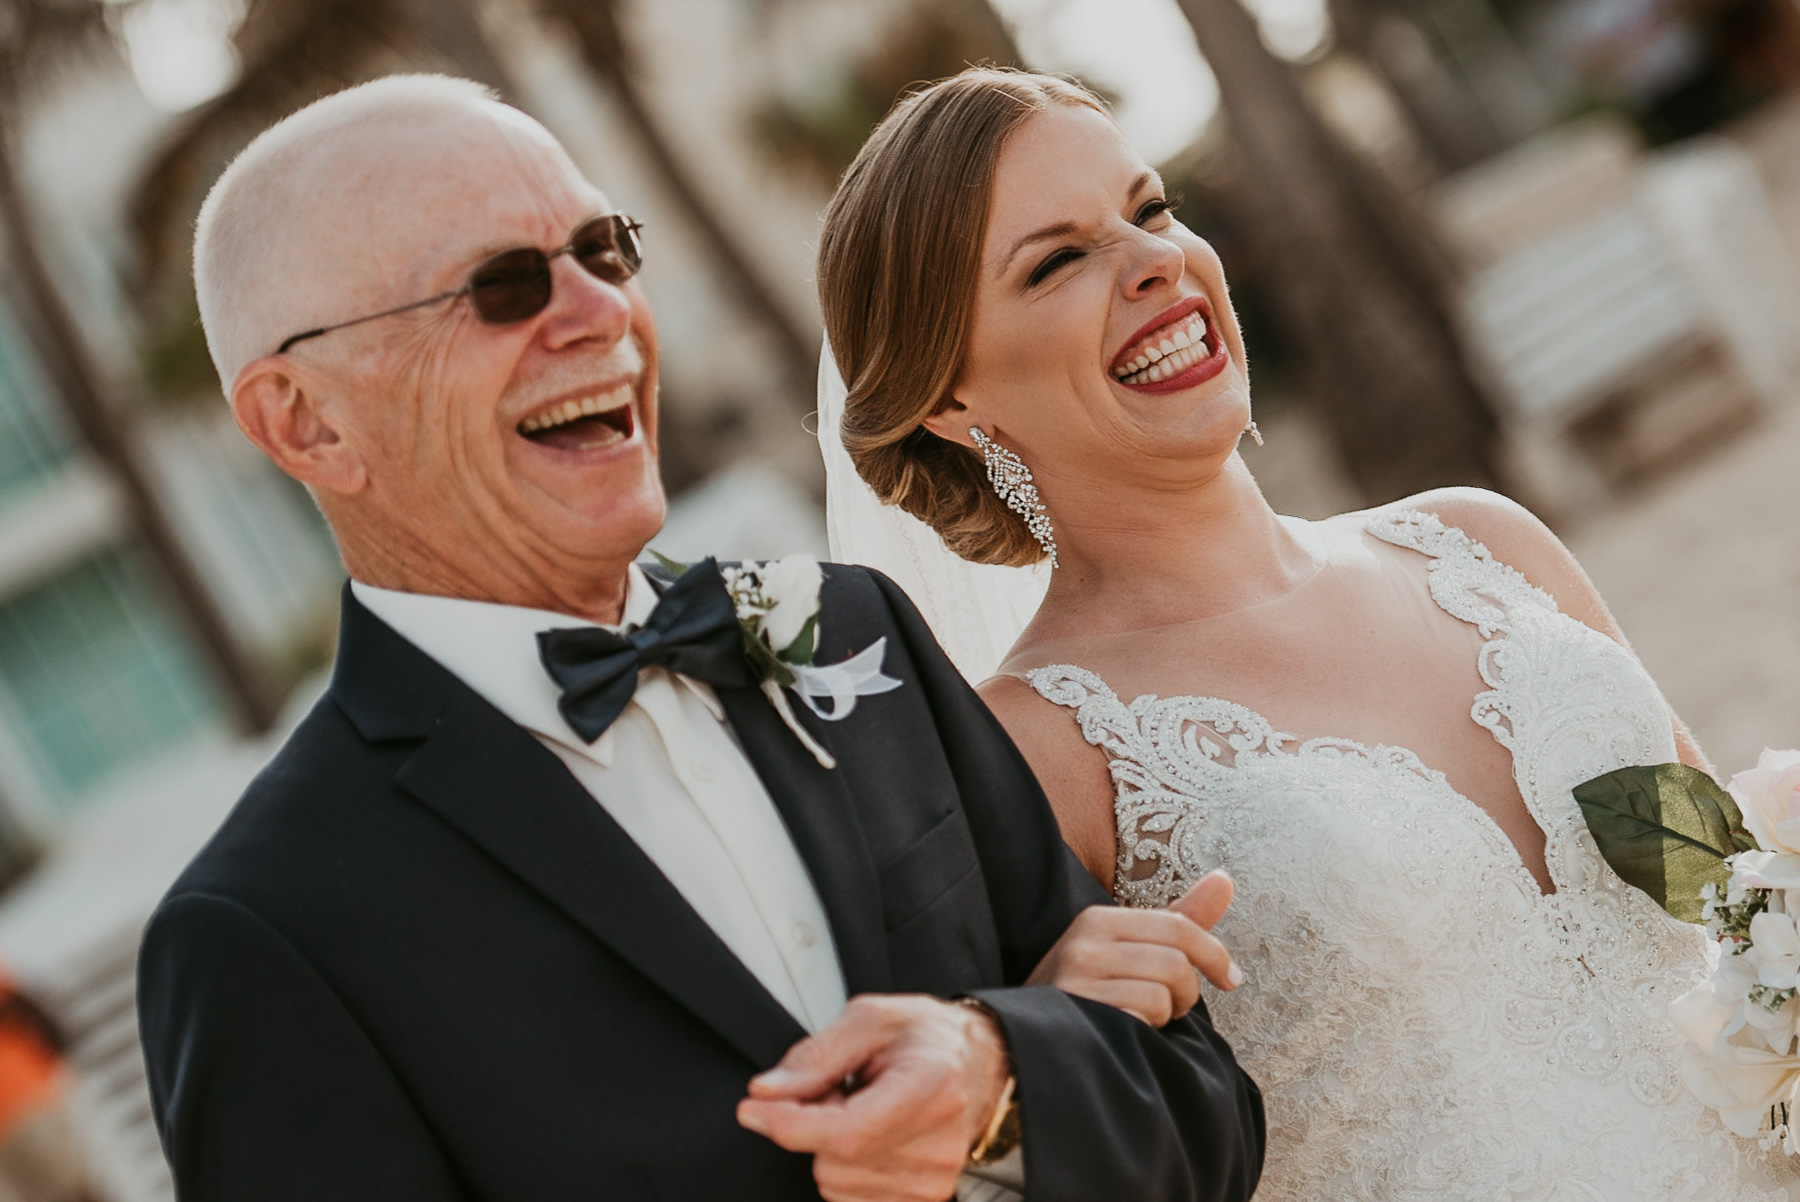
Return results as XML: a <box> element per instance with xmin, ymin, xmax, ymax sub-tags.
<box><xmin>200</xmin><ymin>75</ymin><xmax>663</xmax><ymax>621</ymax></box>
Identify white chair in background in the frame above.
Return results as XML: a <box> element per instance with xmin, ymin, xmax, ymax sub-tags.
<box><xmin>1433</xmin><ymin>116</ymin><xmax>1800</xmax><ymax>518</ymax></box>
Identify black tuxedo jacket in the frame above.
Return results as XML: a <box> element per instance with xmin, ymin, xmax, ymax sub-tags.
<box><xmin>138</xmin><ymin>564</ymin><xmax>1263</xmax><ymax>1201</ymax></box>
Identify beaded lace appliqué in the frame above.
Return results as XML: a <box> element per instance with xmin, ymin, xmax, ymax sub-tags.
<box><xmin>1029</xmin><ymin>510</ymin><xmax>1794</xmax><ymax>1201</ymax></box>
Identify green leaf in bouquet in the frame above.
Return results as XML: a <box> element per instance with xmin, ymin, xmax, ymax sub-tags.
<box><xmin>1572</xmin><ymin>763</ymin><xmax>1758</xmax><ymax>923</ymax></box>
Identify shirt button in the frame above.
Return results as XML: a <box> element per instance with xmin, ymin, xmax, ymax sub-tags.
<box><xmin>791</xmin><ymin>921</ymin><xmax>817</xmax><ymax>948</ymax></box>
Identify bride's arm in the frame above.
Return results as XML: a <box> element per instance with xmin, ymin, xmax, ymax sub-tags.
<box><xmin>1394</xmin><ymin>487</ymin><xmax>1714</xmax><ymax>776</ymax></box>
<box><xmin>979</xmin><ymin>677</ymin><xmax>1248</xmax><ymax>1025</ymax></box>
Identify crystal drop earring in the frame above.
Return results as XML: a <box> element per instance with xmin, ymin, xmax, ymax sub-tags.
<box><xmin>1245</xmin><ymin>419</ymin><xmax>1264</xmax><ymax>447</ymax></box>
<box><xmin>969</xmin><ymin>428</ymin><xmax>1058</xmax><ymax>568</ymax></box>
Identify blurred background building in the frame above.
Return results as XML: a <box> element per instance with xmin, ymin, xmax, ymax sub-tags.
<box><xmin>0</xmin><ymin>0</ymin><xmax>1796</xmax><ymax>1194</ymax></box>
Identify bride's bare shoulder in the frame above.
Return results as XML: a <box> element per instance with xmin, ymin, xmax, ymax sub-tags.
<box><xmin>977</xmin><ymin>673</ymin><xmax>1118</xmax><ymax>885</ymax></box>
<box><xmin>1340</xmin><ymin>486</ymin><xmax>1602</xmax><ymax>616</ymax></box>
<box><xmin>1354</xmin><ymin>487</ymin><xmax>1711</xmax><ymax>770</ymax></box>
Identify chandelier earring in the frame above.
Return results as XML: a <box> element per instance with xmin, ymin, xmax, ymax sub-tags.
<box><xmin>969</xmin><ymin>427</ymin><xmax>1058</xmax><ymax>568</ymax></box>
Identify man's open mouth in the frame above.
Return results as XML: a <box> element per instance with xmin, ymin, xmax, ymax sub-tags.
<box><xmin>1109</xmin><ymin>299</ymin><xmax>1219</xmax><ymax>387</ymax></box>
<box><xmin>517</xmin><ymin>383</ymin><xmax>636</xmax><ymax>451</ymax></box>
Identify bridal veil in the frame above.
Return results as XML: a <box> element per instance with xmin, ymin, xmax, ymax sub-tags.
<box><xmin>815</xmin><ymin>339</ymin><xmax>1049</xmax><ymax>683</ymax></box>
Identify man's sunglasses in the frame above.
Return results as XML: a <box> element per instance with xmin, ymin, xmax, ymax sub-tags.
<box><xmin>275</xmin><ymin>213</ymin><xmax>645</xmax><ymax>354</ymax></box>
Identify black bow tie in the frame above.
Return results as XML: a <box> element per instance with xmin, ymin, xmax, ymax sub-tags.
<box><xmin>537</xmin><ymin>560</ymin><xmax>755</xmax><ymax>743</ymax></box>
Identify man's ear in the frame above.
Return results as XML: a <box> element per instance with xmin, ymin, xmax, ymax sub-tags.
<box><xmin>230</xmin><ymin>358</ymin><xmax>368</xmax><ymax>496</ymax></box>
<box><xmin>919</xmin><ymin>392</ymin><xmax>977</xmax><ymax>448</ymax></box>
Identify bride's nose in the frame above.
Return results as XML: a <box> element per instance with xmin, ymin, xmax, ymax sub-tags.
<box><xmin>1120</xmin><ymin>229</ymin><xmax>1185</xmax><ymax>298</ymax></box>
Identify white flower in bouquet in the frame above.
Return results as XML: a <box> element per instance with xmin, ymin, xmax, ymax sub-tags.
<box><xmin>1732</xmin><ymin>751</ymin><xmax>1800</xmax><ymax>849</ymax></box>
<box><xmin>1750</xmin><ymin>910</ymin><xmax>1800</xmax><ymax>993</ymax></box>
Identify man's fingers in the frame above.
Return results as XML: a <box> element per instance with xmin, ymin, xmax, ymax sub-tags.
<box><xmin>737</xmin><ymin>1095</ymin><xmax>845</xmax><ymax>1151</ymax></box>
<box><xmin>1170</xmin><ymin>869</ymin><xmax>1234</xmax><ymax>930</ymax></box>
<box><xmin>747</xmin><ymin>1004</ymin><xmax>896</xmax><ymax>1100</ymax></box>
<box><xmin>741</xmin><ymin>1058</ymin><xmax>954</xmax><ymax>1153</ymax></box>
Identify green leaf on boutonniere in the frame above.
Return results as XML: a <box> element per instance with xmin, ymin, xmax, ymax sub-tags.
<box><xmin>1572</xmin><ymin>763</ymin><xmax>1759</xmax><ymax>923</ymax></box>
<box><xmin>780</xmin><ymin>614</ymin><xmax>819</xmax><ymax>667</ymax></box>
<box><xmin>739</xmin><ymin>628</ymin><xmax>794</xmax><ymax>687</ymax></box>
<box><xmin>645</xmin><ymin>548</ymin><xmax>690</xmax><ymax>577</ymax></box>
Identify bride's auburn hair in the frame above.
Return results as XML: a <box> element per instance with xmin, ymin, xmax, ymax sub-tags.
<box><xmin>819</xmin><ymin>68</ymin><xmax>1107</xmax><ymax>568</ymax></box>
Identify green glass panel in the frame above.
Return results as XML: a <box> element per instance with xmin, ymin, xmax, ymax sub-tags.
<box><xmin>0</xmin><ymin>307</ymin><xmax>73</xmax><ymax>503</ymax></box>
<box><xmin>0</xmin><ymin>550</ymin><xmax>219</xmax><ymax>804</ymax></box>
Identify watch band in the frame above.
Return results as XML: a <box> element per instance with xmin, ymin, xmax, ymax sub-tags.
<box><xmin>953</xmin><ymin>996</ymin><xmax>1023</xmax><ymax>1166</ymax></box>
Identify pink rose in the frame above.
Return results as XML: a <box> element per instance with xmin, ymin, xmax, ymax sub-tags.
<box><xmin>1729</xmin><ymin>749</ymin><xmax>1800</xmax><ymax>856</ymax></box>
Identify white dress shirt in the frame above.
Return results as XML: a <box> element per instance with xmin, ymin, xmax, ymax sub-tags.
<box><xmin>351</xmin><ymin>568</ymin><xmax>848</xmax><ymax>1033</ymax></box>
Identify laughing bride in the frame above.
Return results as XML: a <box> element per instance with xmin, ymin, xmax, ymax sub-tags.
<box><xmin>814</xmin><ymin>67</ymin><xmax>1794</xmax><ymax>1200</ymax></box>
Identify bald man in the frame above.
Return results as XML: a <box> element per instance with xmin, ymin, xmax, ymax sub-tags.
<box><xmin>135</xmin><ymin>76</ymin><xmax>1264</xmax><ymax>1202</ymax></box>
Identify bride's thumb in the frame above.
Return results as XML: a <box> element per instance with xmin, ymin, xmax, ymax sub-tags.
<box><xmin>1171</xmin><ymin>869</ymin><xmax>1234</xmax><ymax>931</ymax></box>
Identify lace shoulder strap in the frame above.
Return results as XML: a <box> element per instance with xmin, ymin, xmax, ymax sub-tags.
<box><xmin>1026</xmin><ymin>664</ymin><xmax>1292</xmax><ymax>772</ymax></box>
<box><xmin>1364</xmin><ymin>509</ymin><xmax>1558</xmax><ymax>638</ymax></box>
<box><xmin>1024</xmin><ymin>665</ymin><xmax>1143</xmax><ymax>763</ymax></box>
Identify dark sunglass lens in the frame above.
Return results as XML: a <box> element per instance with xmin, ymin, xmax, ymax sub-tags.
<box><xmin>571</xmin><ymin>217</ymin><xmax>643</xmax><ymax>284</ymax></box>
<box><xmin>468</xmin><ymin>248</ymin><xmax>553</xmax><ymax>323</ymax></box>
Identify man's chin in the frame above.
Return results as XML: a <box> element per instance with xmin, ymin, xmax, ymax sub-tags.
<box><xmin>553</xmin><ymin>484</ymin><xmax>667</xmax><ymax>562</ymax></box>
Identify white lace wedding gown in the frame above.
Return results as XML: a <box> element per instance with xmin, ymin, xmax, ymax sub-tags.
<box><xmin>1028</xmin><ymin>511</ymin><xmax>1794</xmax><ymax>1202</ymax></box>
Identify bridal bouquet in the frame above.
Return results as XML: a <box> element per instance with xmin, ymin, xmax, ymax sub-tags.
<box><xmin>1577</xmin><ymin>751</ymin><xmax>1800</xmax><ymax>1151</ymax></box>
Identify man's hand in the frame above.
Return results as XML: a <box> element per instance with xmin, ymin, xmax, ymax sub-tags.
<box><xmin>737</xmin><ymin>994</ymin><xmax>1008</xmax><ymax>1202</ymax></box>
<box><xmin>1025</xmin><ymin>870</ymin><xmax>1242</xmax><ymax>1026</ymax></box>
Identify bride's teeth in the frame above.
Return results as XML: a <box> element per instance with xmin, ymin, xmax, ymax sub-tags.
<box><xmin>1112</xmin><ymin>311</ymin><xmax>1222</xmax><ymax>385</ymax></box>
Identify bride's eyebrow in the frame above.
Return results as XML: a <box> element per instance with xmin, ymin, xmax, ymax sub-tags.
<box><xmin>996</xmin><ymin>171</ymin><xmax>1158</xmax><ymax>275</ymax></box>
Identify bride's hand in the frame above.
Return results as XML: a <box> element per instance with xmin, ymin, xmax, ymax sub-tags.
<box><xmin>1026</xmin><ymin>871</ymin><xmax>1243</xmax><ymax>1026</ymax></box>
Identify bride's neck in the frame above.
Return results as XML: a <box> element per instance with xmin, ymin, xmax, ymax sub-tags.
<box><xmin>1035</xmin><ymin>454</ymin><xmax>1316</xmax><ymax>633</ymax></box>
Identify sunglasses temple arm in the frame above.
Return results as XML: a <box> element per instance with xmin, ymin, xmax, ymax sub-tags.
<box><xmin>276</xmin><ymin>288</ymin><xmax>468</xmax><ymax>355</ymax></box>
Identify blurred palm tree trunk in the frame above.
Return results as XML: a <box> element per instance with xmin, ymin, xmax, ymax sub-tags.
<box><xmin>1326</xmin><ymin>0</ymin><xmax>1528</xmax><ymax>172</ymax></box>
<box><xmin>1172</xmin><ymin>0</ymin><xmax>1500</xmax><ymax>501</ymax></box>
<box><xmin>543</xmin><ymin>0</ymin><xmax>819</xmax><ymax>402</ymax></box>
<box><xmin>0</xmin><ymin>127</ymin><xmax>278</xmax><ymax>733</ymax></box>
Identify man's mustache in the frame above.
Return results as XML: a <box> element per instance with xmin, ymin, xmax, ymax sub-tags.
<box><xmin>518</xmin><ymin>334</ymin><xmax>649</xmax><ymax>405</ymax></box>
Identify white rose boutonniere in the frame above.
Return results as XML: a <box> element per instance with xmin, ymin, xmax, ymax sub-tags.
<box><xmin>656</xmin><ymin>552</ymin><xmax>902</xmax><ymax>769</ymax></box>
<box><xmin>752</xmin><ymin>555</ymin><xmax>824</xmax><ymax>657</ymax></box>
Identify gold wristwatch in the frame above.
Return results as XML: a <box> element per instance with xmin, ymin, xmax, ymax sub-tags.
<box><xmin>953</xmin><ymin>996</ymin><xmax>1023</xmax><ymax>1166</ymax></box>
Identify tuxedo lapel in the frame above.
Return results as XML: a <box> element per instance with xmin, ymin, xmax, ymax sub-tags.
<box><xmin>716</xmin><ymin>686</ymin><xmax>892</xmax><ymax>995</ymax></box>
<box><xmin>332</xmin><ymin>589</ymin><xmax>806</xmax><ymax>1069</ymax></box>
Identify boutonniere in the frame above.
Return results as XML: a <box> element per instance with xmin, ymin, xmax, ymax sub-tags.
<box><xmin>654</xmin><ymin>552</ymin><xmax>901</xmax><ymax>769</ymax></box>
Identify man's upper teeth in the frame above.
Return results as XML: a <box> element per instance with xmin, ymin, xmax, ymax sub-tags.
<box><xmin>1114</xmin><ymin>315</ymin><xmax>1210</xmax><ymax>382</ymax></box>
<box><xmin>520</xmin><ymin>385</ymin><xmax>631</xmax><ymax>433</ymax></box>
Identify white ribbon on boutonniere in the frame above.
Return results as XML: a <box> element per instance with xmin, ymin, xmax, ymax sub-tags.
<box><xmin>657</xmin><ymin>552</ymin><xmax>901</xmax><ymax>769</ymax></box>
<box><xmin>788</xmin><ymin>639</ymin><xmax>902</xmax><ymax>720</ymax></box>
